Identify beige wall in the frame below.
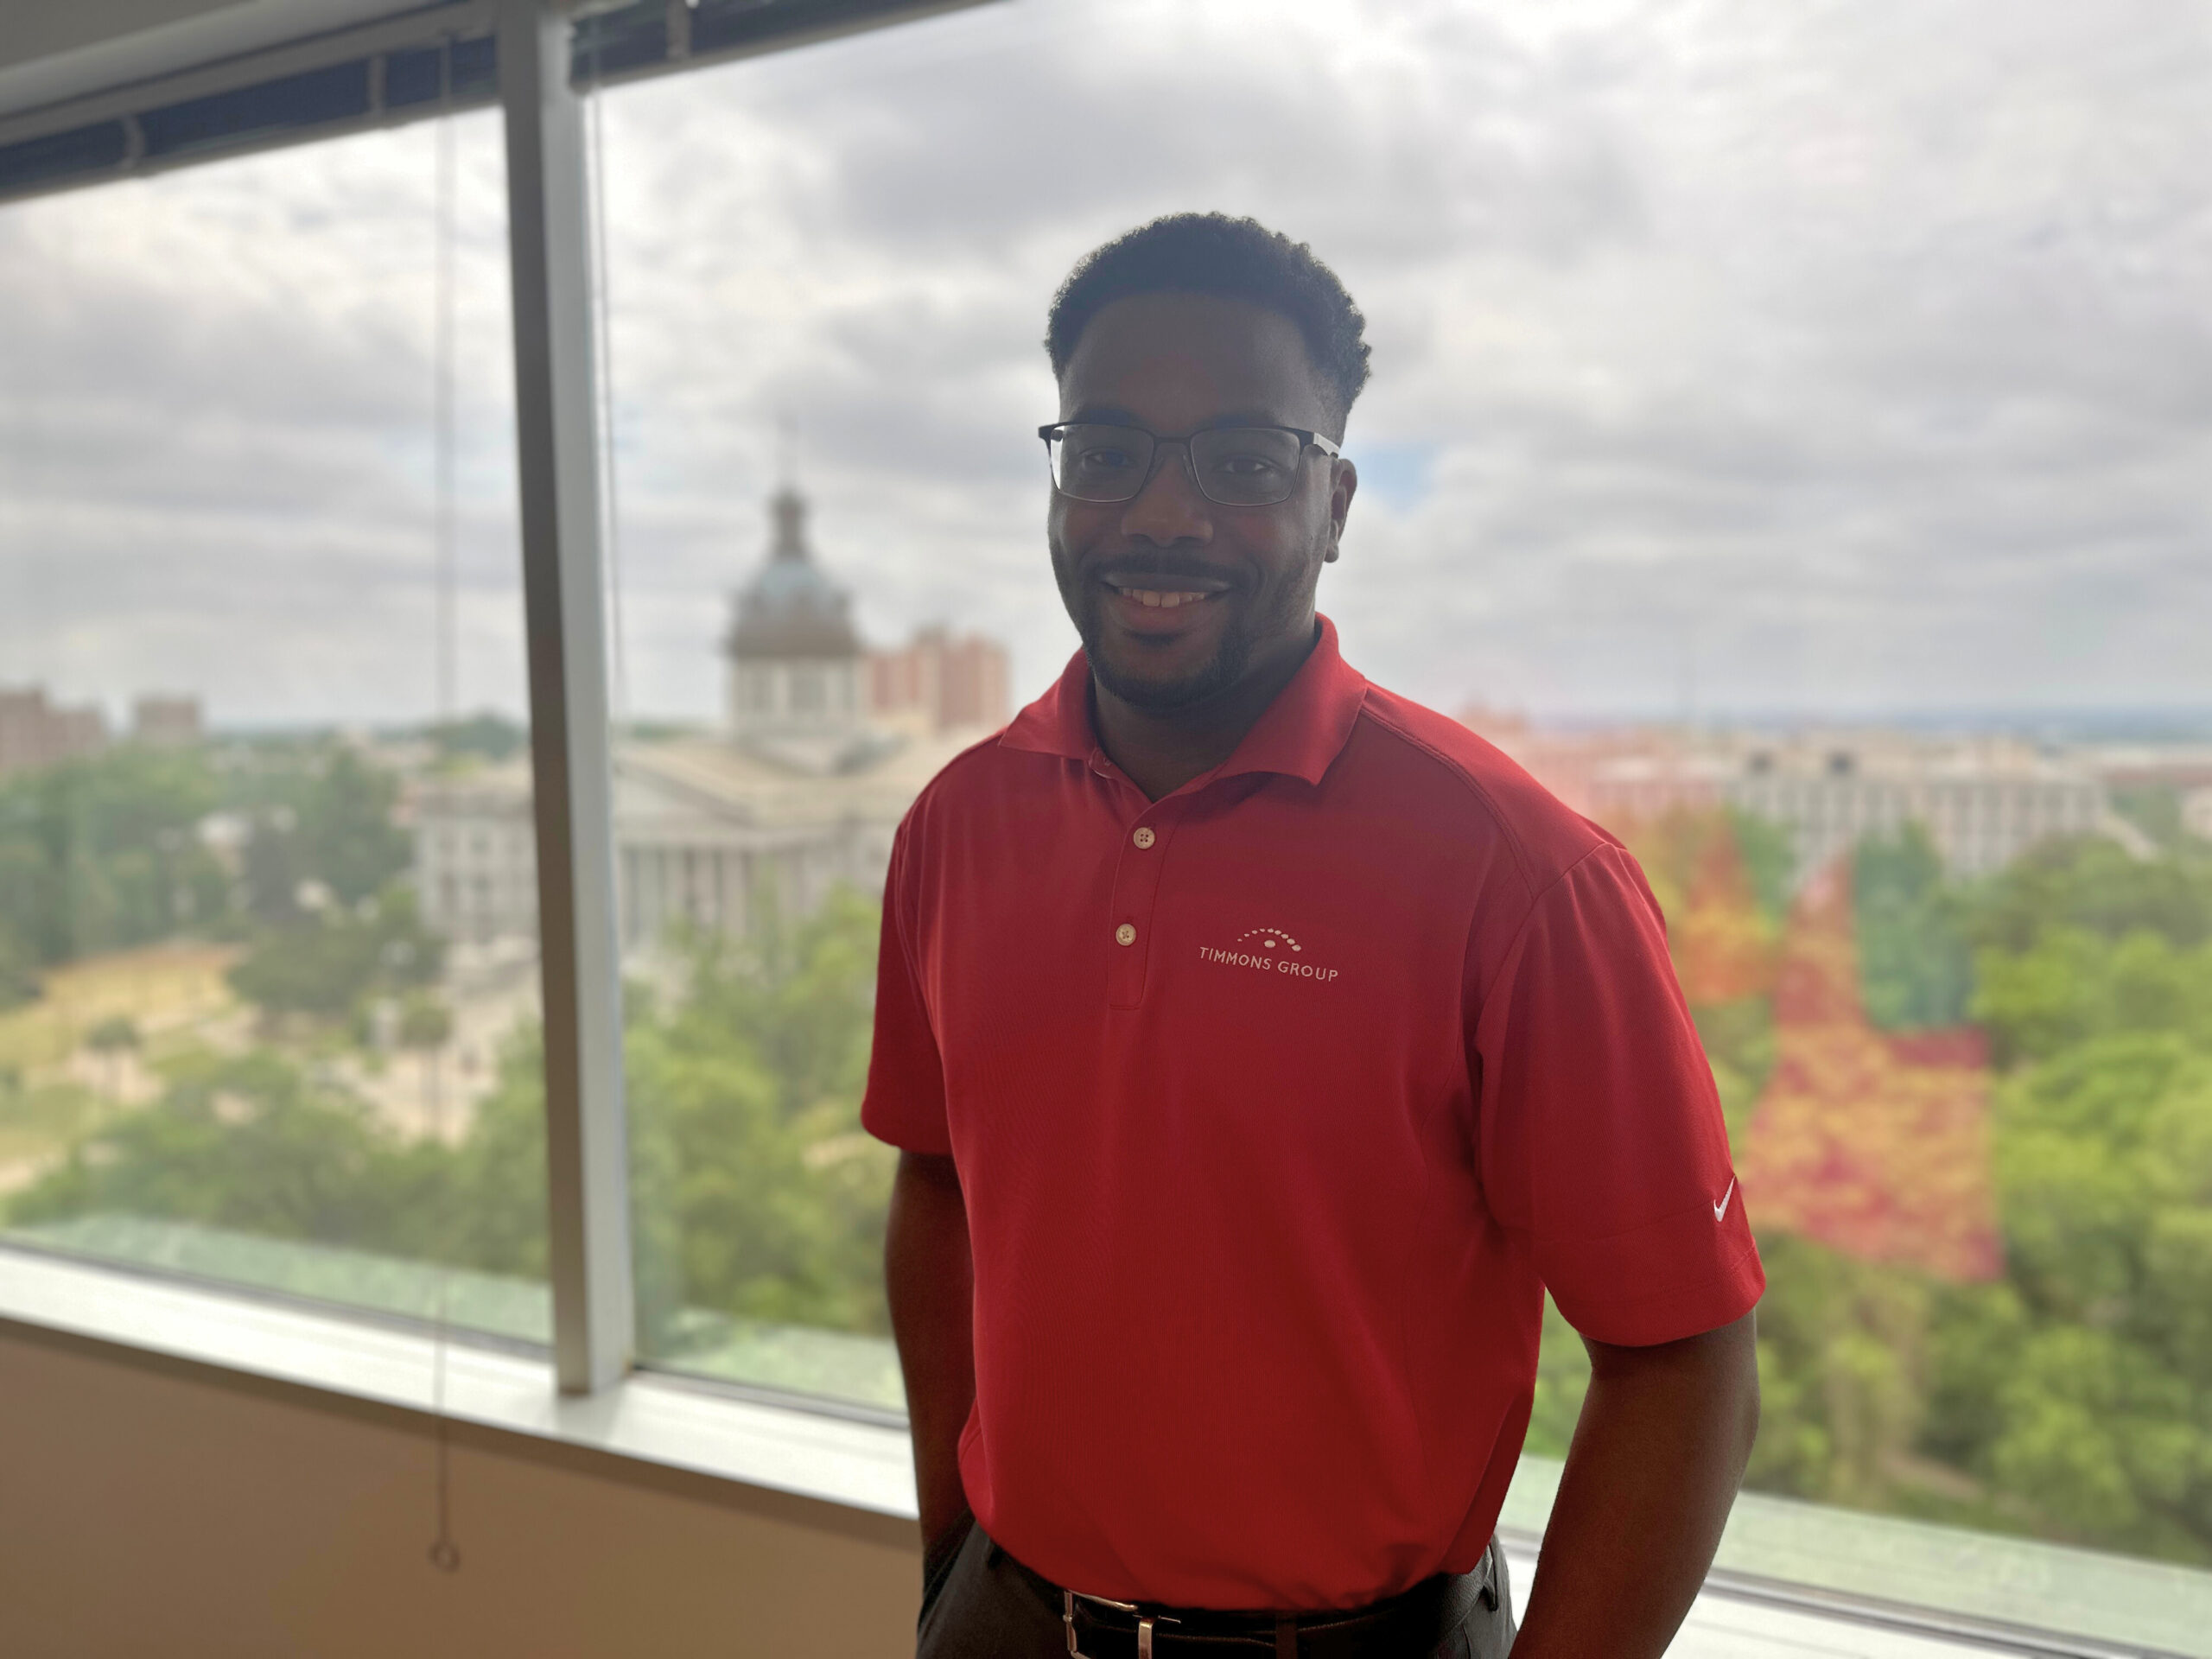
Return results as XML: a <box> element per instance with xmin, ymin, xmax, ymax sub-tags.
<box><xmin>0</xmin><ymin>1327</ymin><xmax>923</xmax><ymax>1659</ymax></box>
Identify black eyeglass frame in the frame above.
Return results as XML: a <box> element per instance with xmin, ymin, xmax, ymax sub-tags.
<box><xmin>1036</xmin><ymin>421</ymin><xmax>1343</xmax><ymax>507</ymax></box>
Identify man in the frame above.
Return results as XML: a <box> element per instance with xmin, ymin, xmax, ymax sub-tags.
<box><xmin>865</xmin><ymin>213</ymin><xmax>1763</xmax><ymax>1659</ymax></box>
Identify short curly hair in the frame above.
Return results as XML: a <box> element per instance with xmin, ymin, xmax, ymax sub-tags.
<box><xmin>1045</xmin><ymin>213</ymin><xmax>1371</xmax><ymax>432</ymax></box>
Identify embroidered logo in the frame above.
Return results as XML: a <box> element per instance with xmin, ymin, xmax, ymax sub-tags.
<box><xmin>1197</xmin><ymin>925</ymin><xmax>1339</xmax><ymax>982</ymax></box>
<box><xmin>1713</xmin><ymin>1179</ymin><xmax>1736</xmax><ymax>1223</ymax></box>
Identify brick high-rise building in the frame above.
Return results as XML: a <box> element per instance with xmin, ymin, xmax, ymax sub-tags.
<box><xmin>0</xmin><ymin>687</ymin><xmax>108</xmax><ymax>779</ymax></box>
<box><xmin>868</xmin><ymin>625</ymin><xmax>1010</xmax><ymax>736</ymax></box>
<box><xmin>131</xmin><ymin>695</ymin><xmax>204</xmax><ymax>749</ymax></box>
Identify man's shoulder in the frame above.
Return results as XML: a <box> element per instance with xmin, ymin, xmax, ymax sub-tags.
<box><xmin>897</xmin><ymin>728</ymin><xmax>1055</xmax><ymax>840</ymax></box>
<box><xmin>1345</xmin><ymin>684</ymin><xmax>1611</xmax><ymax>897</ymax></box>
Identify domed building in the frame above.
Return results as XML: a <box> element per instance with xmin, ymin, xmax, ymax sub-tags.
<box><xmin>725</xmin><ymin>485</ymin><xmax>866</xmax><ymax>742</ymax></box>
<box><xmin>413</xmin><ymin>480</ymin><xmax>1009</xmax><ymax>956</ymax></box>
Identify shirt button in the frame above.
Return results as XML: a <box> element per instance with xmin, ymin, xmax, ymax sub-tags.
<box><xmin>1115</xmin><ymin>923</ymin><xmax>1136</xmax><ymax>947</ymax></box>
<box><xmin>1133</xmin><ymin>826</ymin><xmax>1156</xmax><ymax>849</ymax></box>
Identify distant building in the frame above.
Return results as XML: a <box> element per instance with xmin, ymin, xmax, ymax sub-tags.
<box><xmin>131</xmin><ymin>695</ymin><xmax>204</xmax><ymax>749</ymax></box>
<box><xmin>1465</xmin><ymin>713</ymin><xmax>2110</xmax><ymax>883</ymax></box>
<box><xmin>1720</xmin><ymin>738</ymin><xmax>2105</xmax><ymax>880</ymax></box>
<box><xmin>724</xmin><ymin>486</ymin><xmax>868</xmax><ymax>749</ymax></box>
<box><xmin>411</xmin><ymin>770</ymin><xmax>541</xmax><ymax>945</ymax></box>
<box><xmin>869</xmin><ymin>625</ymin><xmax>1010</xmax><ymax>736</ymax></box>
<box><xmin>412</xmin><ymin>482</ymin><xmax>996</xmax><ymax>949</ymax></box>
<box><xmin>0</xmin><ymin>686</ymin><xmax>107</xmax><ymax>779</ymax></box>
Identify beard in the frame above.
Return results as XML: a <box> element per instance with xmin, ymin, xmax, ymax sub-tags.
<box><xmin>1080</xmin><ymin>603</ymin><xmax>1256</xmax><ymax>712</ymax></box>
<box><xmin>1052</xmin><ymin>551</ymin><xmax>1262</xmax><ymax>714</ymax></box>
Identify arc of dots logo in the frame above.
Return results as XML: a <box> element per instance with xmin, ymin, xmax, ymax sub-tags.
<box><xmin>1235</xmin><ymin>926</ymin><xmax>1303</xmax><ymax>954</ymax></box>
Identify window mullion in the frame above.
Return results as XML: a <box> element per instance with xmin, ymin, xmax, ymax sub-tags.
<box><xmin>499</xmin><ymin>0</ymin><xmax>634</xmax><ymax>1395</ymax></box>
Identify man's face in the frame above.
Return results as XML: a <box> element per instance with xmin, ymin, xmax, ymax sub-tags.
<box><xmin>1049</xmin><ymin>293</ymin><xmax>1356</xmax><ymax>712</ymax></box>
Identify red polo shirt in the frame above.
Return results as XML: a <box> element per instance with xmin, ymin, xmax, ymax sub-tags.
<box><xmin>863</xmin><ymin>617</ymin><xmax>1763</xmax><ymax>1611</ymax></box>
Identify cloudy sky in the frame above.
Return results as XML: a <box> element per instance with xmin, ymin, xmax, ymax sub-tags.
<box><xmin>2</xmin><ymin>0</ymin><xmax>2208</xmax><ymax>731</ymax></box>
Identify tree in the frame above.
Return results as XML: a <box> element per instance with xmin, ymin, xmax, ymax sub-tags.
<box><xmin>0</xmin><ymin>746</ymin><xmax>228</xmax><ymax>965</ymax></box>
<box><xmin>239</xmin><ymin>810</ymin><xmax>304</xmax><ymax>925</ymax></box>
<box><xmin>85</xmin><ymin>1014</ymin><xmax>142</xmax><ymax>1097</ymax></box>
<box><xmin>1855</xmin><ymin>824</ymin><xmax>1976</xmax><ymax>1031</ymax></box>
<box><xmin>1918</xmin><ymin>1034</ymin><xmax>2212</xmax><ymax>1560</ymax></box>
<box><xmin>8</xmin><ymin>1049</ymin><xmax>416</xmax><ymax>1246</ymax></box>
<box><xmin>1967</xmin><ymin>835</ymin><xmax>2212</xmax><ymax>956</ymax></box>
<box><xmin>294</xmin><ymin>747</ymin><xmax>412</xmax><ymax>906</ymax></box>
<box><xmin>223</xmin><ymin>741</ymin><xmax>413</xmax><ymax>920</ymax></box>
<box><xmin>426</xmin><ymin>713</ymin><xmax>527</xmax><ymax>764</ymax></box>
<box><xmin>1910</xmin><ymin>845</ymin><xmax>2212</xmax><ymax>1562</ymax></box>
<box><xmin>227</xmin><ymin>884</ymin><xmax>445</xmax><ymax>1022</ymax></box>
<box><xmin>0</xmin><ymin>922</ymin><xmax>40</xmax><ymax>1011</ymax></box>
<box><xmin>627</xmin><ymin>888</ymin><xmax>892</xmax><ymax>1346</ymax></box>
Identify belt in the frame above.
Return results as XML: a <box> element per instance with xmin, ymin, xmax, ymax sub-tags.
<box><xmin>1005</xmin><ymin>1544</ymin><xmax>1497</xmax><ymax>1659</ymax></box>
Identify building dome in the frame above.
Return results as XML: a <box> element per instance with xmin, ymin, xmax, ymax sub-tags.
<box><xmin>725</xmin><ymin>486</ymin><xmax>861</xmax><ymax>661</ymax></box>
<box><xmin>724</xmin><ymin>481</ymin><xmax>874</xmax><ymax>756</ymax></box>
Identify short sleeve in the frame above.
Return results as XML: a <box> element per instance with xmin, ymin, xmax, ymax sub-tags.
<box><xmin>861</xmin><ymin>821</ymin><xmax>951</xmax><ymax>1156</ymax></box>
<box><xmin>1472</xmin><ymin>842</ymin><xmax>1764</xmax><ymax>1346</ymax></box>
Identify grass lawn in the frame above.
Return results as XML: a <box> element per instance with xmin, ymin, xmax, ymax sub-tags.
<box><xmin>0</xmin><ymin>942</ymin><xmax>241</xmax><ymax>1077</ymax></box>
<box><xmin>0</xmin><ymin>1081</ymin><xmax>102</xmax><ymax>1166</ymax></box>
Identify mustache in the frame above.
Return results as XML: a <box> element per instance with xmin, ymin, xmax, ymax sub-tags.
<box><xmin>1089</xmin><ymin>556</ymin><xmax>1242</xmax><ymax>588</ymax></box>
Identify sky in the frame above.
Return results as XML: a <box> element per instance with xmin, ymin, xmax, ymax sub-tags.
<box><xmin>2</xmin><ymin>0</ymin><xmax>2208</xmax><ymax>731</ymax></box>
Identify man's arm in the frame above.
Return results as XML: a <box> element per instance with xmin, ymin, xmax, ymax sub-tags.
<box><xmin>887</xmin><ymin>1149</ymin><xmax>976</xmax><ymax>1548</ymax></box>
<box><xmin>1509</xmin><ymin>1310</ymin><xmax>1760</xmax><ymax>1659</ymax></box>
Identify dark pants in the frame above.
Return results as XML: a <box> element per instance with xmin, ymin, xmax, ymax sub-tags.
<box><xmin>916</xmin><ymin>1518</ymin><xmax>1516</xmax><ymax>1658</ymax></box>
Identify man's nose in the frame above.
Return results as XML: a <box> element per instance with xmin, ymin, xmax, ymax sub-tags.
<box><xmin>1118</xmin><ymin>440</ymin><xmax>1213</xmax><ymax>547</ymax></box>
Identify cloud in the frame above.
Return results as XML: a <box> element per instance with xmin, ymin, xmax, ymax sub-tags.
<box><xmin>1</xmin><ymin>0</ymin><xmax>2206</xmax><ymax>727</ymax></box>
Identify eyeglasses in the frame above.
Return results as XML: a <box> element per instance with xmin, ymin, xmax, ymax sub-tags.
<box><xmin>1038</xmin><ymin>422</ymin><xmax>1340</xmax><ymax>507</ymax></box>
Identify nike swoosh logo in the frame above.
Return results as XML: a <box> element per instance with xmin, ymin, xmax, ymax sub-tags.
<box><xmin>1713</xmin><ymin>1180</ymin><xmax>1736</xmax><ymax>1223</ymax></box>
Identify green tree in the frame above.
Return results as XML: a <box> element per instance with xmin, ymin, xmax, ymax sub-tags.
<box><xmin>1967</xmin><ymin>835</ymin><xmax>2212</xmax><ymax>956</ymax></box>
<box><xmin>6</xmin><ymin>887</ymin><xmax>882</xmax><ymax>1348</ymax></box>
<box><xmin>628</xmin><ymin>888</ymin><xmax>892</xmax><ymax>1346</ymax></box>
<box><xmin>239</xmin><ymin>811</ymin><xmax>304</xmax><ymax>925</ymax></box>
<box><xmin>221</xmin><ymin>741</ymin><xmax>413</xmax><ymax>918</ymax></box>
<box><xmin>227</xmin><ymin>884</ymin><xmax>445</xmax><ymax>1022</ymax></box>
<box><xmin>295</xmin><ymin>747</ymin><xmax>412</xmax><ymax>905</ymax></box>
<box><xmin>1855</xmin><ymin>824</ymin><xmax>1976</xmax><ymax>1030</ymax></box>
<box><xmin>1974</xmin><ymin>931</ymin><xmax>2212</xmax><ymax>1068</ymax></box>
<box><xmin>1729</xmin><ymin>806</ymin><xmax>1796</xmax><ymax>925</ymax></box>
<box><xmin>9</xmin><ymin>1049</ymin><xmax>414</xmax><ymax>1245</ymax></box>
<box><xmin>0</xmin><ymin>921</ymin><xmax>40</xmax><ymax>1011</ymax></box>
<box><xmin>1917</xmin><ymin>849</ymin><xmax>2212</xmax><ymax>1562</ymax></box>
<box><xmin>4</xmin><ymin>1039</ymin><xmax>548</xmax><ymax>1288</ymax></box>
<box><xmin>85</xmin><ymin>1014</ymin><xmax>142</xmax><ymax>1097</ymax></box>
<box><xmin>426</xmin><ymin>712</ymin><xmax>527</xmax><ymax>764</ymax></box>
<box><xmin>0</xmin><ymin>747</ymin><xmax>229</xmax><ymax>964</ymax></box>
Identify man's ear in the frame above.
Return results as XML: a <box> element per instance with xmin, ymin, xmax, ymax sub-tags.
<box><xmin>1325</xmin><ymin>457</ymin><xmax>1358</xmax><ymax>564</ymax></box>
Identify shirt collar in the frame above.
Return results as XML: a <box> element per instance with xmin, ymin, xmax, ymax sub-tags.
<box><xmin>999</xmin><ymin>613</ymin><xmax>1367</xmax><ymax>789</ymax></box>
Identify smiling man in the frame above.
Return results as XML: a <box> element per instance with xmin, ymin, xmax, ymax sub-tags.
<box><xmin>866</xmin><ymin>213</ymin><xmax>1764</xmax><ymax>1659</ymax></box>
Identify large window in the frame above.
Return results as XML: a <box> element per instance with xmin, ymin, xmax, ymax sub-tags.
<box><xmin>0</xmin><ymin>111</ymin><xmax>551</xmax><ymax>1347</ymax></box>
<box><xmin>585</xmin><ymin>0</ymin><xmax>2212</xmax><ymax>1612</ymax></box>
<box><xmin>2</xmin><ymin>0</ymin><xmax>2209</xmax><ymax>1649</ymax></box>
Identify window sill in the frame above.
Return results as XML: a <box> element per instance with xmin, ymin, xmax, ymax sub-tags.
<box><xmin>0</xmin><ymin>1242</ymin><xmax>916</xmax><ymax>1548</ymax></box>
<box><xmin>1</xmin><ymin>1242</ymin><xmax>2203</xmax><ymax>1657</ymax></box>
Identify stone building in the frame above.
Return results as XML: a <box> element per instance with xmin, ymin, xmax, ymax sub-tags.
<box><xmin>412</xmin><ymin>484</ymin><xmax>994</xmax><ymax>950</ymax></box>
<box><xmin>724</xmin><ymin>486</ymin><xmax>868</xmax><ymax>750</ymax></box>
<box><xmin>1468</xmin><ymin>714</ymin><xmax>2112</xmax><ymax>884</ymax></box>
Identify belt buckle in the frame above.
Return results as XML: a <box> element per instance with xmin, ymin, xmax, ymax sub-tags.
<box><xmin>1064</xmin><ymin>1589</ymin><xmax>1180</xmax><ymax>1658</ymax></box>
